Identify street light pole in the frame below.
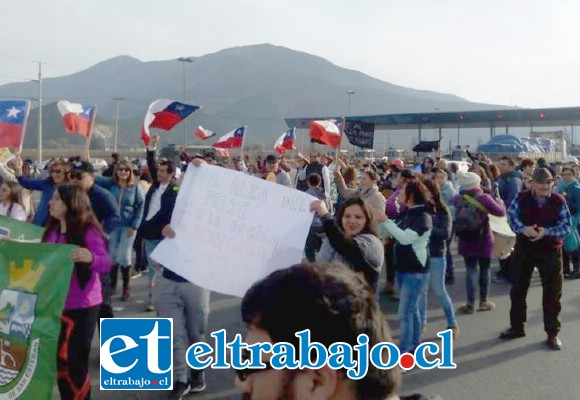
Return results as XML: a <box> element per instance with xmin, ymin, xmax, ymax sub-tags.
<box><xmin>113</xmin><ymin>97</ymin><xmax>124</xmax><ymax>152</ymax></box>
<box><xmin>346</xmin><ymin>89</ymin><xmax>355</xmax><ymax>155</ymax></box>
<box><xmin>177</xmin><ymin>57</ymin><xmax>193</xmax><ymax>144</ymax></box>
<box><xmin>346</xmin><ymin>89</ymin><xmax>355</xmax><ymax>115</ymax></box>
<box><xmin>37</xmin><ymin>62</ymin><xmax>42</xmax><ymax>165</ymax></box>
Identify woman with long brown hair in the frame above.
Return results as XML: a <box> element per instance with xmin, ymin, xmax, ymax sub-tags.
<box><xmin>310</xmin><ymin>196</ymin><xmax>384</xmax><ymax>293</ymax></box>
<box><xmin>43</xmin><ymin>184</ymin><xmax>112</xmax><ymax>400</ymax></box>
<box><xmin>419</xmin><ymin>179</ymin><xmax>458</xmax><ymax>337</ymax></box>
<box><xmin>0</xmin><ymin>181</ymin><xmax>26</xmax><ymax>221</ymax></box>
<box><xmin>95</xmin><ymin>160</ymin><xmax>145</xmax><ymax>300</ymax></box>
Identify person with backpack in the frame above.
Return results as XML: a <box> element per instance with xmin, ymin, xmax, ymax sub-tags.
<box><xmin>453</xmin><ymin>170</ymin><xmax>506</xmax><ymax>314</ymax></box>
<box><xmin>556</xmin><ymin>166</ymin><xmax>580</xmax><ymax>279</ymax></box>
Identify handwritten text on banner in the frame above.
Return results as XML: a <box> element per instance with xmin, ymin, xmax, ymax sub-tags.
<box><xmin>151</xmin><ymin>164</ymin><xmax>315</xmax><ymax>297</ymax></box>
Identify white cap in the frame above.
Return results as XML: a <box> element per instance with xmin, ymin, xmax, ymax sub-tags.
<box><xmin>563</xmin><ymin>155</ymin><xmax>579</xmax><ymax>165</ymax></box>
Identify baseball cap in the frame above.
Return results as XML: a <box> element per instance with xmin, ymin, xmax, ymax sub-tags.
<box><xmin>70</xmin><ymin>160</ymin><xmax>94</xmax><ymax>174</ymax></box>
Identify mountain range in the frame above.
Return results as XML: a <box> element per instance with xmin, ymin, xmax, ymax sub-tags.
<box><xmin>0</xmin><ymin>43</ymin><xmax>504</xmax><ymax>151</ymax></box>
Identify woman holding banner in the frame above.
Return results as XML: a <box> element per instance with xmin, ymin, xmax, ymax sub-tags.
<box><xmin>42</xmin><ymin>184</ymin><xmax>112</xmax><ymax>400</ymax></box>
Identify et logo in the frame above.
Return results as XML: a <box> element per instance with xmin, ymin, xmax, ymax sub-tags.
<box><xmin>100</xmin><ymin>318</ymin><xmax>173</xmax><ymax>390</ymax></box>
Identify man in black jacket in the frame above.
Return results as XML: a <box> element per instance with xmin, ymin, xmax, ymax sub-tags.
<box><xmin>138</xmin><ymin>135</ymin><xmax>179</xmax><ymax>312</ymax></box>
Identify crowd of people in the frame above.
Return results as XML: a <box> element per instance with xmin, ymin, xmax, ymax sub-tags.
<box><xmin>1</xmin><ymin>138</ymin><xmax>579</xmax><ymax>400</ymax></box>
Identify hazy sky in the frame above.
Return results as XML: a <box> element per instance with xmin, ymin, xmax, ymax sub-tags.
<box><xmin>2</xmin><ymin>0</ymin><xmax>579</xmax><ymax>109</ymax></box>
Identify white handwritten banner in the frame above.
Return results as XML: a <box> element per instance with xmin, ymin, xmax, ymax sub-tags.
<box><xmin>151</xmin><ymin>164</ymin><xmax>315</xmax><ymax>297</ymax></box>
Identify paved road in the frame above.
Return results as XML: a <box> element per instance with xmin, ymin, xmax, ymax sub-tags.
<box><xmin>82</xmin><ymin>253</ymin><xmax>580</xmax><ymax>400</ymax></box>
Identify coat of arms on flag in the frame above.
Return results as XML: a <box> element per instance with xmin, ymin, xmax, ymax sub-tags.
<box><xmin>0</xmin><ymin>241</ymin><xmax>74</xmax><ymax>399</ymax></box>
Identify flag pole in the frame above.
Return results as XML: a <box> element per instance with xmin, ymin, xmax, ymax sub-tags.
<box><xmin>18</xmin><ymin>101</ymin><xmax>32</xmax><ymax>153</ymax></box>
<box><xmin>240</xmin><ymin>125</ymin><xmax>247</xmax><ymax>159</ymax></box>
<box><xmin>336</xmin><ymin>117</ymin><xmax>346</xmax><ymax>164</ymax></box>
<box><xmin>83</xmin><ymin>106</ymin><xmax>98</xmax><ymax>161</ymax></box>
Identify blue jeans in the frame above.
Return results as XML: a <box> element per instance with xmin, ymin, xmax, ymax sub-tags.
<box><xmin>419</xmin><ymin>257</ymin><xmax>457</xmax><ymax>328</ymax></box>
<box><xmin>109</xmin><ymin>226</ymin><xmax>137</xmax><ymax>267</ymax></box>
<box><xmin>396</xmin><ymin>271</ymin><xmax>429</xmax><ymax>353</ymax></box>
<box><xmin>464</xmin><ymin>256</ymin><xmax>491</xmax><ymax>305</ymax></box>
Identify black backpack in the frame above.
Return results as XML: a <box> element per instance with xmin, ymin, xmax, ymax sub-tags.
<box><xmin>454</xmin><ymin>194</ymin><xmax>488</xmax><ymax>241</ymax></box>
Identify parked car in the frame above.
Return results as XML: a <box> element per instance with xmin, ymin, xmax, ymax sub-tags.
<box><xmin>90</xmin><ymin>158</ymin><xmax>108</xmax><ymax>172</ymax></box>
<box><xmin>443</xmin><ymin>159</ymin><xmax>471</xmax><ymax>172</ymax></box>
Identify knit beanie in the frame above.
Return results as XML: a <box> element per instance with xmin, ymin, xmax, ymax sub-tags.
<box><xmin>456</xmin><ymin>170</ymin><xmax>481</xmax><ymax>190</ymax></box>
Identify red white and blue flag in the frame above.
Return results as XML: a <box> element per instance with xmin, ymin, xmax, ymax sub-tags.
<box><xmin>195</xmin><ymin>125</ymin><xmax>216</xmax><ymax>140</ymax></box>
<box><xmin>0</xmin><ymin>100</ymin><xmax>31</xmax><ymax>149</ymax></box>
<box><xmin>141</xmin><ymin>99</ymin><xmax>200</xmax><ymax>145</ymax></box>
<box><xmin>57</xmin><ymin>100</ymin><xmax>96</xmax><ymax>137</ymax></box>
<box><xmin>274</xmin><ymin>127</ymin><xmax>296</xmax><ymax>154</ymax></box>
<box><xmin>309</xmin><ymin>119</ymin><xmax>341</xmax><ymax>148</ymax></box>
<box><xmin>212</xmin><ymin>126</ymin><xmax>246</xmax><ymax>149</ymax></box>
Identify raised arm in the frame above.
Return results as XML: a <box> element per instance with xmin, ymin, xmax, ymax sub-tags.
<box><xmin>147</xmin><ymin>134</ymin><xmax>160</xmax><ymax>182</ymax></box>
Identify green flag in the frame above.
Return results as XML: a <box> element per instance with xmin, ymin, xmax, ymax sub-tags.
<box><xmin>0</xmin><ymin>240</ymin><xmax>75</xmax><ymax>399</ymax></box>
<box><xmin>0</xmin><ymin>216</ymin><xmax>44</xmax><ymax>242</ymax></box>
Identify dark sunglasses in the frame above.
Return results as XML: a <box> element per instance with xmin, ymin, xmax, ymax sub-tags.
<box><xmin>50</xmin><ymin>169</ymin><xmax>64</xmax><ymax>174</ymax></box>
<box><xmin>69</xmin><ymin>171</ymin><xmax>84</xmax><ymax>180</ymax></box>
<box><xmin>235</xmin><ymin>349</ymin><xmax>275</xmax><ymax>382</ymax></box>
<box><xmin>117</xmin><ymin>168</ymin><xmax>130</xmax><ymax>173</ymax></box>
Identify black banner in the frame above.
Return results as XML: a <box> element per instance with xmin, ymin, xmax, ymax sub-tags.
<box><xmin>344</xmin><ymin>121</ymin><xmax>375</xmax><ymax>149</ymax></box>
<box><xmin>412</xmin><ymin>140</ymin><xmax>440</xmax><ymax>152</ymax></box>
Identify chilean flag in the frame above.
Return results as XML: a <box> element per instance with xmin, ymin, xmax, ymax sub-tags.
<box><xmin>274</xmin><ymin>127</ymin><xmax>296</xmax><ymax>154</ymax></box>
<box><xmin>141</xmin><ymin>99</ymin><xmax>200</xmax><ymax>145</ymax></box>
<box><xmin>195</xmin><ymin>125</ymin><xmax>216</xmax><ymax>140</ymax></box>
<box><xmin>212</xmin><ymin>126</ymin><xmax>246</xmax><ymax>149</ymax></box>
<box><xmin>57</xmin><ymin>100</ymin><xmax>96</xmax><ymax>137</ymax></box>
<box><xmin>309</xmin><ymin>120</ymin><xmax>341</xmax><ymax>148</ymax></box>
<box><xmin>0</xmin><ymin>100</ymin><xmax>31</xmax><ymax>149</ymax></box>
